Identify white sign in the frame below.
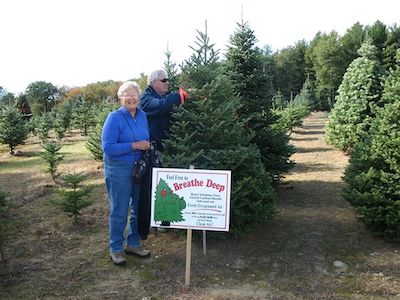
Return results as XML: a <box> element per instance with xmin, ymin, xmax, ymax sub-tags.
<box><xmin>150</xmin><ymin>168</ymin><xmax>231</xmax><ymax>231</ymax></box>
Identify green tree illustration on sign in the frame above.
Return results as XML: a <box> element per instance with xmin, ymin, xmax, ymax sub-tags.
<box><xmin>154</xmin><ymin>178</ymin><xmax>186</xmax><ymax>222</ymax></box>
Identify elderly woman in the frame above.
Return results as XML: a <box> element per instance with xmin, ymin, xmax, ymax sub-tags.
<box><xmin>102</xmin><ymin>81</ymin><xmax>151</xmax><ymax>265</ymax></box>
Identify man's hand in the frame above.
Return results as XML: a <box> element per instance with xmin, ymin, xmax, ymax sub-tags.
<box><xmin>179</xmin><ymin>87</ymin><xmax>191</xmax><ymax>104</ymax></box>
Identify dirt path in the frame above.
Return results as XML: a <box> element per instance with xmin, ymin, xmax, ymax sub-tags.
<box><xmin>1</xmin><ymin>112</ymin><xmax>399</xmax><ymax>299</ymax></box>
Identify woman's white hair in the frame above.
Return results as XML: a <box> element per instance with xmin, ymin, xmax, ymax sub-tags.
<box><xmin>148</xmin><ymin>69</ymin><xmax>167</xmax><ymax>85</ymax></box>
<box><xmin>117</xmin><ymin>81</ymin><xmax>140</xmax><ymax>98</ymax></box>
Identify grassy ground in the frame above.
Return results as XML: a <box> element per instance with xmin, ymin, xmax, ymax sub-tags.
<box><xmin>1</xmin><ymin>112</ymin><xmax>399</xmax><ymax>299</ymax></box>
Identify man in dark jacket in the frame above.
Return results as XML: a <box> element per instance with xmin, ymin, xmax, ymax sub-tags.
<box><xmin>139</xmin><ymin>69</ymin><xmax>189</xmax><ymax>151</ymax></box>
<box><xmin>139</xmin><ymin>69</ymin><xmax>189</xmax><ymax>232</ymax></box>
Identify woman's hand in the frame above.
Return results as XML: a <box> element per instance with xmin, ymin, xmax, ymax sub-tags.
<box><xmin>132</xmin><ymin>140</ymin><xmax>150</xmax><ymax>151</ymax></box>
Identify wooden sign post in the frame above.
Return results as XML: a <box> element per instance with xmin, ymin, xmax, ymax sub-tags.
<box><xmin>185</xmin><ymin>227</ymin><xmax>192</xmax><ymax>286</ymax></box>
<box><xmin>185</xmin><ymin>165</ymin><xmax>195</xmax><ymax>287</ymax></box>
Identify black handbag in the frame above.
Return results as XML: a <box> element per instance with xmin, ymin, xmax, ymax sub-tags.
<box><xmin>132</xmin><ymin>150</ymin><xmax>149</xmax><ymax>181</ymax></box>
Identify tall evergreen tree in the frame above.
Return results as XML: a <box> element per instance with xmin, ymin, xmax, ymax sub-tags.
<box><xmin>340</xmin><ymin>22</ymin><xmax>366</xmax><ymax>68</ymax></box>
<box><xmin>163</xmin><ymin>27</ymin><xmax>275</xmax><ymax>235</ymax></box>
<box><xmin>367</xmin><ymin>20</ymin><xmax>388</xmax><ymax>66</ymax></box>
<box><xmin>306</xmin><ymin>31</ymin><xmax>345</xmax><ymax>110</ymax></box>
<box><xmin>272</xmin><ymin>40</ymin><xmax>307</xmax><ymax>100</ymax></box>
<box><xmin>343</xmin><ymin>50</ymin><xmax>400</xmax><ymax>239</ymax></box>
<box><xmin>383</xmin><ymin>25</ymin><xmax>400</xmax><ymax>72</ymax></box>
<box><xmin>223</xmin><ymin>20</ymin><xmax>294</xmax><ymax>178</ymax></box>
<box><xmin>326</xmin><ymin>40</ymin><xmax>384</xmax><ymax>151</ymax></box>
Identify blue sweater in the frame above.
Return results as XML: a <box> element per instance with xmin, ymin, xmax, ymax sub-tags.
<box><xmin>101</xmin><ymin>106</ymin><xmax>149</xmax><ymax>162</ymax></box>
<box><xmin>139</xmin><ymin>86</ymin><xmax>180</xmax><ymax>143</ymax></box>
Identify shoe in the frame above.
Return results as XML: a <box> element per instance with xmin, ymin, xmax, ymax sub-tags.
<box><xmin>110</xmin><ymin>252</ymin><xmax>126</xmax><ymax>266</ymax></box>
<box><xmin>124</xmin><ymin>245</ymin><xmax>150</xmax><ymax>258</ymax></box>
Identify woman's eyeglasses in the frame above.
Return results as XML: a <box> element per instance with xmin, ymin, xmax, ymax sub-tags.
<box><xmin>160</xmin><ymin>78</ymin><xmax>170</xmax><ymax>83</ymax></box>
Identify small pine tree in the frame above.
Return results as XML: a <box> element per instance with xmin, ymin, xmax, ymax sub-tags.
<box><xmin>51</xmin><ymin>173</ymin><xmax>94</xmax><ymax>223</ymax></box>
<box><xmin>53</xmin><ymin>118</ymin><xmax>66</xmax><ymax>140</ymax></box>
<box><xmin>294</xmin><ymin>78</ymin><xmax>314</xmax><ymax>108</ymax></box>
<box><xmin>72</xmin><ymin>98</ymin><xmax>96</xmax><ymax>136</ymax></box>
<box><xmin>272</xmin><ymin>90</ymin><xmax>285</xmax><ymax>109</ymax></box>
<box><xmin>85</xmin><ymin>103</ymin><xmax>118</xmax><ymax>162</ymax></box>
<box><xmin>275</xmin><ymin>79</ymin><xmax>313</xmax><ymax>133</ymax></box>
<box><xmin>35</xmin><ymin>112</ymin><xmax>54</xmax><ymax>143</ymax></box>
<box><xmin>0</xmin><ymin>106</ymin><xmax>29</xmax><ymax>154</ymax></box>
<box><xmin>0</xmin><ymin>190</ymin><xmax>13</xmax><ymax>263</ymax></box>
<box><xmin>59</xmin><ymin>101</ymin><xmax>74</xmax><ymax>131</ymax></box>
<box><xmin>39</xmin><ymin>142</ymin><xmax>64</xmax><ymax>182</ymax></box>
<box><xmin>273</xmin><ymin>102</ymin><xmax>310</xmax><ymax>134</ymax></box>
<box><xmin>53</xmin><ymin>102</ymin><xmax>73</xmax><ymax>140</ymax></box>
<box><xmin>26</xmin><ymin>115</ymin><xmax>38</xmax><ymax>135</ymax></box>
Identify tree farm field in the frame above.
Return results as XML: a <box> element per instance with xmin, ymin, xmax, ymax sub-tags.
<box><xmin>1</xmin><ymin>112</ymin><xmax>400</xmax><ymax>299</ymax></box>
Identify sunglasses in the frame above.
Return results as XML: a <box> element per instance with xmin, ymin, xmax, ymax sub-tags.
<box><xmin>160</xmin><ymin>78</ymin><xmax>170</xmax><ymax>83</ymax></box>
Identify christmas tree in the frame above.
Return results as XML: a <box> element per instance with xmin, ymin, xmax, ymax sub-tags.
<box><xmin>0</xmin><ymin>106</ymin><xmax>29</xmax><ymax>154</ymax></box>
<box><xmin>343</xmin><ymin>49</ymin><xmax>400</xmax><ymax>240</ymax></box>
<box><xmin>163</xmin><ymin>25</ymin><xmax>275</xmax><ymax>235</ymax></box>
<box><xmin>153</xmin><ymin>178</ymin><xmax>186</xmax><ymax>222</ymax></box>
<box><xmin>223</xmin><ymin>20</ymin><xmax>295</xmax><ymax>178</ymax></box>
<box><xmin>85</xmin><ymin>103</ymin><xmax>118</xmax><ymax>162</ymax></box>
<box><xmin>326</xmin><ymin>40</ymin><xmax>384</xmax><ymax>151</ymax></box>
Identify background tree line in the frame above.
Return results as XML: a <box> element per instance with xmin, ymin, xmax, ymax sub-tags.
<box><xmin>1</xmin><ymin>20</ymin><xmax>399</xmax><ymax>115</ymax></box>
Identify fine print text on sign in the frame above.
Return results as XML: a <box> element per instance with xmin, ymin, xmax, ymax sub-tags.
<box><xmin>150</xmin><ymin>168</ymin><xmax>231</xmax><ymax>231</ymax></box>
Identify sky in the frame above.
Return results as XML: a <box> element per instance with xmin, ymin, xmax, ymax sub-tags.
<box><xmin>0</xmin><ymin>0</ymin><xmax>399</xmax><ymax>95</ymax></box>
